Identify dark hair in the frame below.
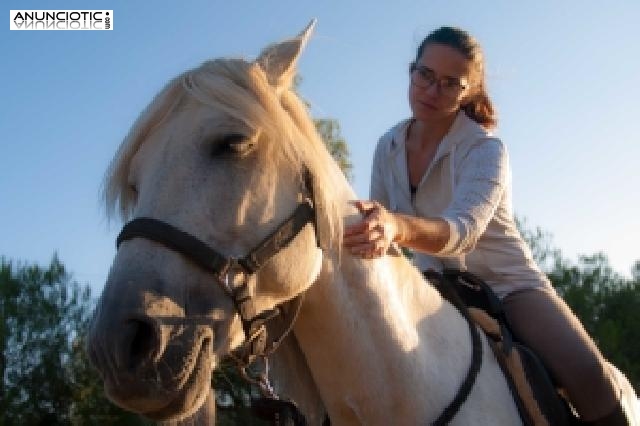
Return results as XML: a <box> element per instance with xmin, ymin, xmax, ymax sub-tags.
<box><xmin>416</xmin><ymin>26</ymin><xmax>497</xmax><ymax>129</ymax></box>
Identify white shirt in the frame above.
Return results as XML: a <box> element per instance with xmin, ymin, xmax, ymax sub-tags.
<box><xmin>370</xmin><ymin>111</ymin><xmax>550</xmax><ymax>298</ymax></box>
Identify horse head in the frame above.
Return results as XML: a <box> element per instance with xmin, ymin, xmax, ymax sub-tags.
<box><xmin>87</xmin><ymin>20</ymin><xmax>345</xmax><ymax>421</ymax></box>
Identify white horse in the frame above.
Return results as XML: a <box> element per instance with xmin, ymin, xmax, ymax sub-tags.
<box><xmin>87</xmin><ymin>22</ymin><xmax>638</xmax><ymax>425</ymax></box>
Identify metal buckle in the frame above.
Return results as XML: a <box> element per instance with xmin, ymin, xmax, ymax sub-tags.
<box><xmin>222</xmin><ymin>259</ymin><xmax>248</xmax><ymax>295</ymax></box>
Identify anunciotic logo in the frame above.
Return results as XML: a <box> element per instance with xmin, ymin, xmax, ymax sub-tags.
<box><xmin>10</xmin><ymin>10</ymin><xmax>113</xmax><ymax>30</ymax></box>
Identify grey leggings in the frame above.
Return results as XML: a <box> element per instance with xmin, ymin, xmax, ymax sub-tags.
<box><xmin>502</xmin><ymin>285</ymin><xmax>618</xmax><ymax>421</ymax></box>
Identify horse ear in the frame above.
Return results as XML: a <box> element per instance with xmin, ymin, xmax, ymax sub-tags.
<box><xmin>256</xmin><ymin>19</ymin><xmax>316</xmax><ymax>89</ymax></box>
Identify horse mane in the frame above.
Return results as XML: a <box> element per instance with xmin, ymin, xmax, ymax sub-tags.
<box><xmin>103</xmin><ymin>56</ymin><xmax>347</xmax><ymax>249</ymax></box>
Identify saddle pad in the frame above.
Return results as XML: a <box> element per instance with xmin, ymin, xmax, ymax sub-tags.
<box><xmin>469</xmin><ymin>308</ymin><xmax>569</xmax><ymax>426</ymax></box>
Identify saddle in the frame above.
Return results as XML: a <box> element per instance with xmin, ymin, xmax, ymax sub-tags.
<box><xmin>429</xmin><ymin>269</ymin><xmax>572</xmax><ymax>426</ymax></box>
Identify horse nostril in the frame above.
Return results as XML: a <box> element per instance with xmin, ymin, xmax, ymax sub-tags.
<box><xmin>126</xmin><ymin>316</ymin><xmax>160</xmax><ymax>369</ymax></box>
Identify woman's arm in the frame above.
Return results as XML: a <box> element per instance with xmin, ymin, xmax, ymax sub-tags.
<box><xmin>439</xmin><ymin>137</ymin><xmax>508</xmax><ymax>255</ymax></box>
<box><xmin>344</xmin><ymin>138</ymin><xmax>508</xmax><ymax>259</ymax></box>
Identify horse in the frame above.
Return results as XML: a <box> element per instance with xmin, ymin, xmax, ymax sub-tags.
<box><xmin>86</xmin><ymin>21</ymin><xmax>638</xmax><ymax>425</ymax></box>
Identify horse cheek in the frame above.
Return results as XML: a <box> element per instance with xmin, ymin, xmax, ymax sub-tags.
<box><xmin>258</xmin><ymin>228</ymin><xmax>322</xmax><ymax>297</ymax></box>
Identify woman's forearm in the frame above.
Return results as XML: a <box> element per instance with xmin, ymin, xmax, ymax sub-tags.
<box><xmin>392</xmin><ymin>213</ymin><xmax>451</xmax><ymax>254</ymax></box>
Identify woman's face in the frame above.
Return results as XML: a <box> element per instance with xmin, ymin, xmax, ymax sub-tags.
<box><xmin>408</xmin><ymin>43</ymin><xmax>472</xmax><ymax>122</ymax></box>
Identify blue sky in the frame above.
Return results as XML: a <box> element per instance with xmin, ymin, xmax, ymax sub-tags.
<box><xmin>2</xmin><ymin>0</ymin><xmax>639</xmax><ymax>294</ymax></box>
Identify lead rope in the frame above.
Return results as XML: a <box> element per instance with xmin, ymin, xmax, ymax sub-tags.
<box><xmin>238</xmin><ymin>356</ymin><xmax>307</xmax><ymax>426</ymax></box>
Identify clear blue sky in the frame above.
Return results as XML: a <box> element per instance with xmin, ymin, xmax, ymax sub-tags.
<box><xmin>2</xmin><ymin>0</ymin><xmax>639</xmax><ymax>295</ymax></box>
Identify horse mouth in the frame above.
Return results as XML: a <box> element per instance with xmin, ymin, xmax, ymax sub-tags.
<box><xmin>106</xmin><ymin>335</ymin><xmax>214</xmax><ymax>421</ymax></box>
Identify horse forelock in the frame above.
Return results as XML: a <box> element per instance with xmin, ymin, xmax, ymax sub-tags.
<box><xmin>103</xmin><ymin>56</ymin><xmax>345</xmax><ymax>250</ymax></box>
<box><xmin>103</xmin><ymin>74</ymin><xmax>188</xmax><ymax>222</ymax></box>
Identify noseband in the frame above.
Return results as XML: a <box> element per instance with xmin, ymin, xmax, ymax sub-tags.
<box><xmin>115</xmin><ymin>170</ymin><xmax>320</xmax><ymax>374</ymax></box>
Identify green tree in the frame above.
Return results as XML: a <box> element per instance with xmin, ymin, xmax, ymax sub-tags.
<box><xmin>314</xmin><ymin>118</ymin><xmax>353</xmax><ymax>182</ymax></box>
<box><xmin>1</xmin><ymin>255</ymin><xmax>86</xmax><ymax>424</ymax></box>
<box><xmin>515</xmin><ymin>216</ymin><xmax>562</xmax><ymax>271</ymax></box>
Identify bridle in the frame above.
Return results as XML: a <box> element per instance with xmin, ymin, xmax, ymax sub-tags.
<box><xmin>115</xmin><ymin>169</ymin><xmax>320</xmax><ymax>395</ymax></box>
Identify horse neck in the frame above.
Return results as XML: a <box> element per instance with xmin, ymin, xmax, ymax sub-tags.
<box><xmin>292</xmin><ymin>251</ymin><xmax>475</xmax><ymax>423</ymax></box>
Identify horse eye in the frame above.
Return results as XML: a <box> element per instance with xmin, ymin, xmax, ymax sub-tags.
<box><xmin>210</xmin><ymin>133</ymin><xmax>255</xmax><ymax>157</ymax></box>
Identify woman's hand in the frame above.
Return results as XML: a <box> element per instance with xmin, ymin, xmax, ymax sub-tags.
<box><xmin>343</xmin><ymin>200</ymin><xmax>399</xmax><ymax>259</ymax></box>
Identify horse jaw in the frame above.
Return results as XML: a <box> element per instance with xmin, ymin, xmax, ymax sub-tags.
<box><xmin>252</xmin><ymin>238</ymin><xmax>324</xmax><ymax>312</ymax></box>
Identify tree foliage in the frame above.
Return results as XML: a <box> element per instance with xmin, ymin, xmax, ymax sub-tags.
<box><xmin>314</xmin><ymin>118</ymin><xmax>353</xmax><ymax>182</ymax></box>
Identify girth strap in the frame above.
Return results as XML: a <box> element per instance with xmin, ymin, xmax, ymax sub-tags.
<box><xmin>426</xmin><ymin>271</ymin><xmax>484</xmax><ymax>426</ymax></box>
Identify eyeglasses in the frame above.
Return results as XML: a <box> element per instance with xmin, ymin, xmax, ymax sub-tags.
<box><xmin>410</xmin><ymin>63</ymin><xmax>467</xmax><ymax>97</ymax></box>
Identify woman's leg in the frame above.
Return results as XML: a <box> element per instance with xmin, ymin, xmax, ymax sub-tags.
<box><xmin>502</xmin><ymin>285</ymin><xmax>619</xmax><ymax>422</ymax></box>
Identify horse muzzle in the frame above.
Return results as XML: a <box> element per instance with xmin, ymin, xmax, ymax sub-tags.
<box><xmin>87</xmin><ymin>310</ymin><xmax>214</xmax><ymax>420</ymax></box>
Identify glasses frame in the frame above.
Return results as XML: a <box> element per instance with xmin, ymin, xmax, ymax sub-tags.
<box><xmin>409</xmin><ymin>63</ymin><xmax>468</xmax><ymax>97</ymax></box>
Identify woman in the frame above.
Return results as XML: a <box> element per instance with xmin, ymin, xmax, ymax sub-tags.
<box><xmin>343</xmin><ymin>26</ymin><xmax>629</xmax><ymax>425</ymax></box>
